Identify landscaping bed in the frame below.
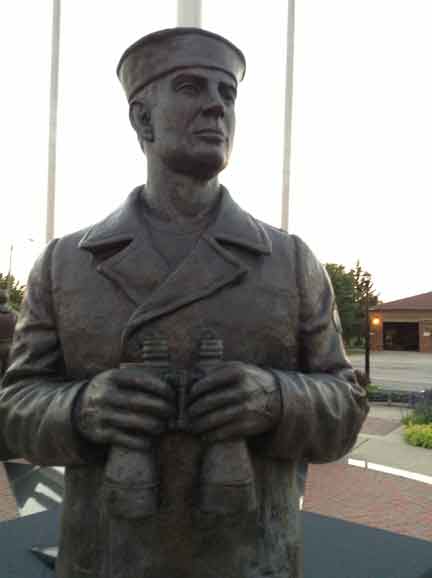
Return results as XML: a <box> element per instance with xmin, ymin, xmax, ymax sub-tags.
<box><xmin>366</xmin><ymin>384</ymin><xmax>432</xmax><ymax>449</ymax></box>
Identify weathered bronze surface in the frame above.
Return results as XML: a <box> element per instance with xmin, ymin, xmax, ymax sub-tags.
<box><xmin>0</xmin><ymin>289</ymin><xmax>16</xmax><ymax>376</ymax></box>
<box><xmin>0</xmin><ymin>27</ymin><xmax>368</xmax><ymax>578</ymax></box>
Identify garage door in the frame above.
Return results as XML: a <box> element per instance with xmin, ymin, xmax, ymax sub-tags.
<box><xmin>383</xmin><ymin>322</ymin><xmax>419</xmax><ymax>351</ymax></box>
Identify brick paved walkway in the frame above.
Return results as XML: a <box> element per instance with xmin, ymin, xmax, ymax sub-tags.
<box><xmin>304</xmin><ymin>462</ymin><xmax>432</xmax><ymax>542</ymax></box>
<box><xmin>0</xmin><ymin>462</ymin><xmax>17</xmax><ymax>521</ymax></box>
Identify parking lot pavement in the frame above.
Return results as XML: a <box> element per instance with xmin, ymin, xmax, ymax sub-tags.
<box><xmin>349</xmin><ymin>351</ymin><xmax>432</xmax><ymax>391</ymax></box>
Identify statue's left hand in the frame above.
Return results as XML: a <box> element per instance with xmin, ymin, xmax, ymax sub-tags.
<box><xmin>187</xmin><ymin>362</ymin><xmax>282</xmax><ymax>443</ymax></box>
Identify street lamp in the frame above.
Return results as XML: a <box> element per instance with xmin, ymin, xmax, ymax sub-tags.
<box><xmin>6</xmin><ymin>244</ymin><xmax>13</xmax><ymax>297</ymax></box>
<box><xmin>365</xmin><ymin>290</ymin><xmax>370</xmax><ymax>382</ymax></box>
<box><xmin>6</xmin><ymin>238</ymin><xmax>35</xmax><ymax>297</ymax></box>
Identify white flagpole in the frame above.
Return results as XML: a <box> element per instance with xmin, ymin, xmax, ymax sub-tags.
<box><xmin>281</xmin><ymin>0</ymin><xmax>295</xmax><ymax>231</ymax></box>
<box><xmin>177</xmin><ymin>0</ymin><xmax>202</xmax><ymax>27</ymax></box>
<box><xmin>46</xmin><ymin>0</ymin><xmax>61</xmax><ymax>242</ymax></box>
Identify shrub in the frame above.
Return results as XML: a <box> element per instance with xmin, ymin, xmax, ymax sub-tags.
<box><xmin>0</xmin><ymin>273</ymin><xmax>25</xmax><ymax>312</ymax></box>
<box><xmin>367</xmin><ymin>383</ymin><xmax>380</xmax><ymax>395</ymax></box>
<box><xmin>406</xmin><ymin>395</ymin><xmax>432</xmax><ymax>425</ymax></box>
<box><xmin>404</xmin><ymin>424</ymin><xmax>432</xmax><ymax>449</ymax></box>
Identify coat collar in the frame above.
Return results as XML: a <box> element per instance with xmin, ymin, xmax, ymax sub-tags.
<box><xmin>79</xmin><ymin>185</ymin><xmax>272</xmax><ymax>256</ymax></box>
<box><xmin>78</xmin><ymin>186</ymin><xmax>272</xmax><ymax>348</ymax></box>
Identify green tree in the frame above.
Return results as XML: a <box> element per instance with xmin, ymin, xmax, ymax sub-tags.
<box><xmin>325</xmin><ymin>263</ymin><xmax>357</xmax><ymax>343</ymax></box>
<box><xmin>0</xmin><ymin>273</ymin><xmax>25</xmax><ymax>312</ymax></box>
<box><xmin>350</xmin><ymin>260</ymin><xmax>379</xmax><ymax>345</ymax></box>
<box><xmin>325</xmin><ymin>261</ymin><xmax>379</xmax><ymax>346</ymax></box>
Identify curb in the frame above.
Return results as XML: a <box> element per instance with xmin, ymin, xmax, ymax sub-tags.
<box><xmin>347</xmin><ymin>458</ymin><xmax>432</xmax><ymax>486</ymax></box>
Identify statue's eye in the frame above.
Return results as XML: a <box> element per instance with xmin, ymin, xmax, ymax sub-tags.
<box><xmin>220</xmin><ymin>86</ymin><xmax>236</xmax><ymax>104</ymax></box>
<box><xmin>177</xmin><ymin>82</ymin><xmax>200</xmax><ymax>95</ymax></box>
<box><xmin>223</xmin><ymin>92</ymin><xmax>235</xmax><ymax>104</ymax></box>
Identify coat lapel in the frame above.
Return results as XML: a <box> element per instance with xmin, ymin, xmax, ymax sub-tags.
<box><xmin>79</xmin><ymin>186</ymin><xmax>170</xmax><ymax>306</ymax></box>
<box><xmin>79</xmin><ymin>185</ymin><xmax>272</xmax><ymax>344</ymax></box>
<box><xmin>123</xmin><ymin>234</ymin><xmax>249</xmax><ymax>345</ymax></box>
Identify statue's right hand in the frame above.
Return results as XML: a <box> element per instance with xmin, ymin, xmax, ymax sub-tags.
<box><xmin>75</xmin><ymin>367</ymin><xmax>176</xmax><ymax>450</ymax></box>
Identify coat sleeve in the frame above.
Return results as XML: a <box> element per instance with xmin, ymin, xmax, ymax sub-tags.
<box><xmin>261</xmin><ymin>235</ymin><xmax>369</xmax><ymax>463</ymax></box>
<box><xmin>0</xmin><ymin>240</ymin><xmax>103</xmax><ymax>466</ymax></box>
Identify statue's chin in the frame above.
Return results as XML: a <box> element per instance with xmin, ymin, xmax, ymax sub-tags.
<box><xmin>167</xmin><ymin>152</ymin><xmax>228</xmax><ymax>181</ymax></box>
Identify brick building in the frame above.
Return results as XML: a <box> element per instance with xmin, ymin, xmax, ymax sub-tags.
<box><xmin>369</xmin><ymin>291</ymin><xmax>432</xmax><ymax>353</ymax></box>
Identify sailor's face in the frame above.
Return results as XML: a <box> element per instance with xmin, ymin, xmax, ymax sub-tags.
<box><xmin>149</xmin><ymin>67</ymin><xmax>237</xmax><ymax>179</ymax></box>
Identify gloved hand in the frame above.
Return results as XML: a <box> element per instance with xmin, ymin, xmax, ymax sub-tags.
<box><xmin>74</xmin><ymin>367</ymin><xmax>176</xmax><ymax>450</ymax></box>
<box><xmin>187</xmin><ymin>362</ymin><xmax>282</xmax><ymax>443</ymax></box>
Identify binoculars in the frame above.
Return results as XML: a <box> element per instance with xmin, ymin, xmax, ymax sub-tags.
<box><xmin>103</xmin><ymin>334</ymin><xmax>257</xmax><ymax>519</ymax></box>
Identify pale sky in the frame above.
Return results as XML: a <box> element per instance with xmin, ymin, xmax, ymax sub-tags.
<box><xmin>1</xmin><ymin>1</ymin><xmax>430</xmax><ymax>303</ymax></box>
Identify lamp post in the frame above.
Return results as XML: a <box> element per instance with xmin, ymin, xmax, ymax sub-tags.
<box><xmin>6</xmin><ymin>244</ymin><xmax>13</xmax><ymax>298</ymax></box>
<box><xmin>364</xmin><ymin>283</ymin><xmax>380</xmax><ymax>383</ymax></box>
<box><xmin>365</xmin><ymin>289</ymin><xmax>370</xmax><ymax>383</ymax></box>
<box><xmin>5</xmin><ymin>238</ymin><xmax>35</xmax><ymax>298</ymax></box>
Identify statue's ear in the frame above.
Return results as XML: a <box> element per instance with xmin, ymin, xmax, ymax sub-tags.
<box><xmin>129</xmin><ymin>102</ymin><xmax>154</xmax><ymax>143</ymax></box>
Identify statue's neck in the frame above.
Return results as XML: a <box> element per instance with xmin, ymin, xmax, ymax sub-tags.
<box><xmin>143</xmin><ymin>163</ymin><xmax>221</xmax><ymax>225</ymax></box>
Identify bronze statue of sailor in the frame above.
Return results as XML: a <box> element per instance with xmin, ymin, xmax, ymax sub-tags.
<box><xmin>0</xmin><ymin>28</ymin><xmax>368</xmax><ymax>578</ymax></box>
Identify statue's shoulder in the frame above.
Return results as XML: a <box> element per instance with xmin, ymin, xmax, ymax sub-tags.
<box><xmin>53</xmin><ymin>187</ymin><xmax>141</xmax><ymax>258</ymax></box>
<box><xmin>51</xmin><ymin>225</ymin><xmax>93</xmax><ymax>260</ymax></box>
<box><xmin>252</xmin><ymin>218</ymin><xmax>322</xmax><ymax>274</ymax></box>
<box><xmin>253</xmin><ymin>218</ymin><xmax>299</xmax><ymax>254</ymax></box>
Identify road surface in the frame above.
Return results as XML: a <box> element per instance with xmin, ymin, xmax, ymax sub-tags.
<box><xmin>349</xmin><ymin>351</ymin><xmax>432</xmax><ymax>392</ymax></box>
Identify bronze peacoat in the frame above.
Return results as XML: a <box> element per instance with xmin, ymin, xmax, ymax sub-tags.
<box><xmin>0</xmin><ymin>186</ymin><xmax>368</xmax><ymax>578</ymax></box>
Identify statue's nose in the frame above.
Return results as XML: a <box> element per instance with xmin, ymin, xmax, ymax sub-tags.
<box><xmin>202</xmin><ymin>100</ymin><xmax>225</xmax><ymax>119</ymax></box>
<box><xmin>202</xmin><ymin>87</ymin><xmax>225</xmax><ymax>119</ymax></box>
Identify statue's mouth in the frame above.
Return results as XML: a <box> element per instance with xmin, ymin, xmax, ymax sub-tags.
<box><xmin>194</xmin><ymin>129</ymin><xmax>226</xmax><ymax>142</ymax></box>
